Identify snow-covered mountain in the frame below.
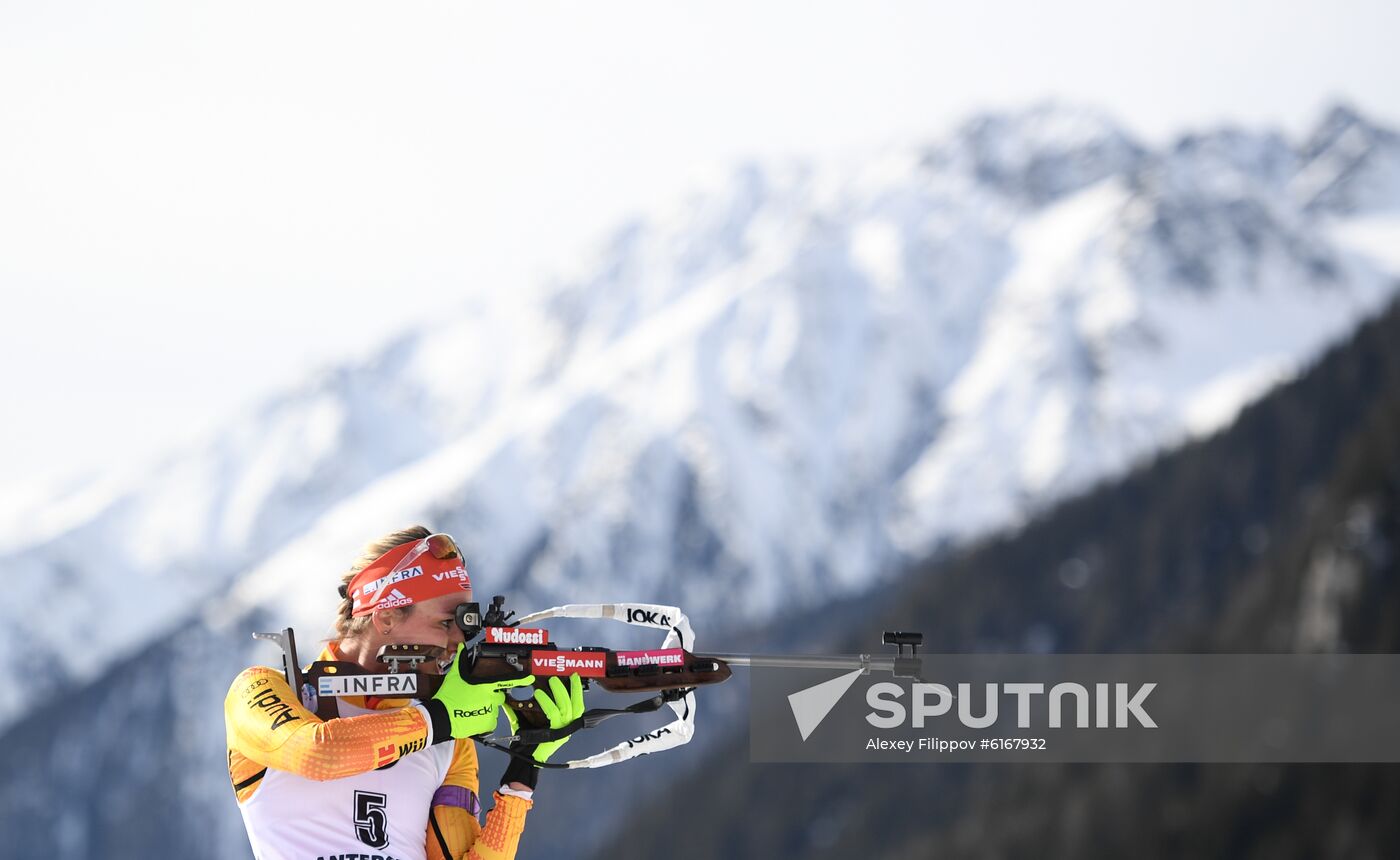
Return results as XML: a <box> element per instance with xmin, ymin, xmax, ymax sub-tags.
<box><xmin>5</xmin><ymin>102</ymin><xmax>1400</xmax><ymax>750</ymax></box>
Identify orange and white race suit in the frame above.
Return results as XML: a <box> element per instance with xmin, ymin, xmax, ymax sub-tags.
<box><xmin>225</xmin><ymin>644</ymin><xmax>530</xmax><ymax>860</ymax></box>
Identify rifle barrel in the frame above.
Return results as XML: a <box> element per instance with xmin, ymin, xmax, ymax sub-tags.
<box><xmin>695</xmin><ymin>652</ymin><xmax>897</xmax><ymax>673</ymax></box>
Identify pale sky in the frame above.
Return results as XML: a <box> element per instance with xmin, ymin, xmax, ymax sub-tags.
<box><xmin>2</xmin><ymin>0</ymin><xmax>1398</xmax><ymax>491</ymax></box>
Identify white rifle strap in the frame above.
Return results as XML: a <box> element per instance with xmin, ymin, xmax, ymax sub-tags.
<box><xmin>514</xmin><ymin>603</ymin><xmax>698</xmax><ymax>769</ymax></box>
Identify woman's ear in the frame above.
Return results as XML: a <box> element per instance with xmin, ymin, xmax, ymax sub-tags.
<box><xmin>371</xmin><ymin>608</ymin><xmax>397</xmax><ymax>635</ymax></box>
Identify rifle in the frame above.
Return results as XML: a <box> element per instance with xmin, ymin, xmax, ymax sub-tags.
<box><xmin>255</xmin><ymin>596</ymin><xmax>922</xmax><ymax>769</ymax></box>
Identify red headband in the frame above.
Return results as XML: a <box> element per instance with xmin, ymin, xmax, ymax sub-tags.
<box><xmin>347</xmin><ymin>534</ymin><xmax>472</xmax><ymax>617</ymax></box>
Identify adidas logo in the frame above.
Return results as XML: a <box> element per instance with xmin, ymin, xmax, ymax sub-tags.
<box><xmin>378</xmin><ymin>588</ymin><xmax>412</xmax><ymax>608</ymax></box>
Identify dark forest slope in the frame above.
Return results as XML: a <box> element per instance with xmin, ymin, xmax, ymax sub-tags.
<box><xmin>598</xmin><ymin>291</ymin><xmax>1400</xmax><ymax>860</ymax></box>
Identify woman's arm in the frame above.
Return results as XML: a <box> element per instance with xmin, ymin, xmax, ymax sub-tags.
<box><xmin>425</xmin><ymin>739</ymin><xmax>533</xmax><ymax>860</ymax></box>
<box><xmin>225</xmin><ymin>665</ymin><xmax>435</xmax><ymax>782</ymax></box>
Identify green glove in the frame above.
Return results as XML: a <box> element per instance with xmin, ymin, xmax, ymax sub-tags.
<box><xmin>426</xmin><ymin>644</ymin><xmax>535</xmax><ymax>739</ymax></box>
<box><xmin>507</xmin><ymin>673</ymin><xmax>586</xmax><ymax>764</ymax></box>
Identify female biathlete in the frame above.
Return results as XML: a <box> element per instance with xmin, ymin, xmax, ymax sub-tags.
<box><xmin>224</xmin><ymin>526</ymin><xmax>584</xmax><ymax>860</ymax></box>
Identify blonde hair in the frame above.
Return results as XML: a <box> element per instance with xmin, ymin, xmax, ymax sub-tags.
<box><xmin>332</xmin><ymin>525</ymin><xmax>432</xmax><ymax>639</ymax></box>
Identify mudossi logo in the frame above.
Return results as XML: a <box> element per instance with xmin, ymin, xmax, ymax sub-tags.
<box><xmin>485</xmin><ymin>626</ymin><xmax>550</xmax><ymax>645</ymax></box>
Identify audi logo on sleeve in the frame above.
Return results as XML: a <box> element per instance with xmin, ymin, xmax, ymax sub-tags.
<box><xmin>529</xmin><ymin>651</ymin><xmax>607</xmax><ymax>677</ymax></box>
